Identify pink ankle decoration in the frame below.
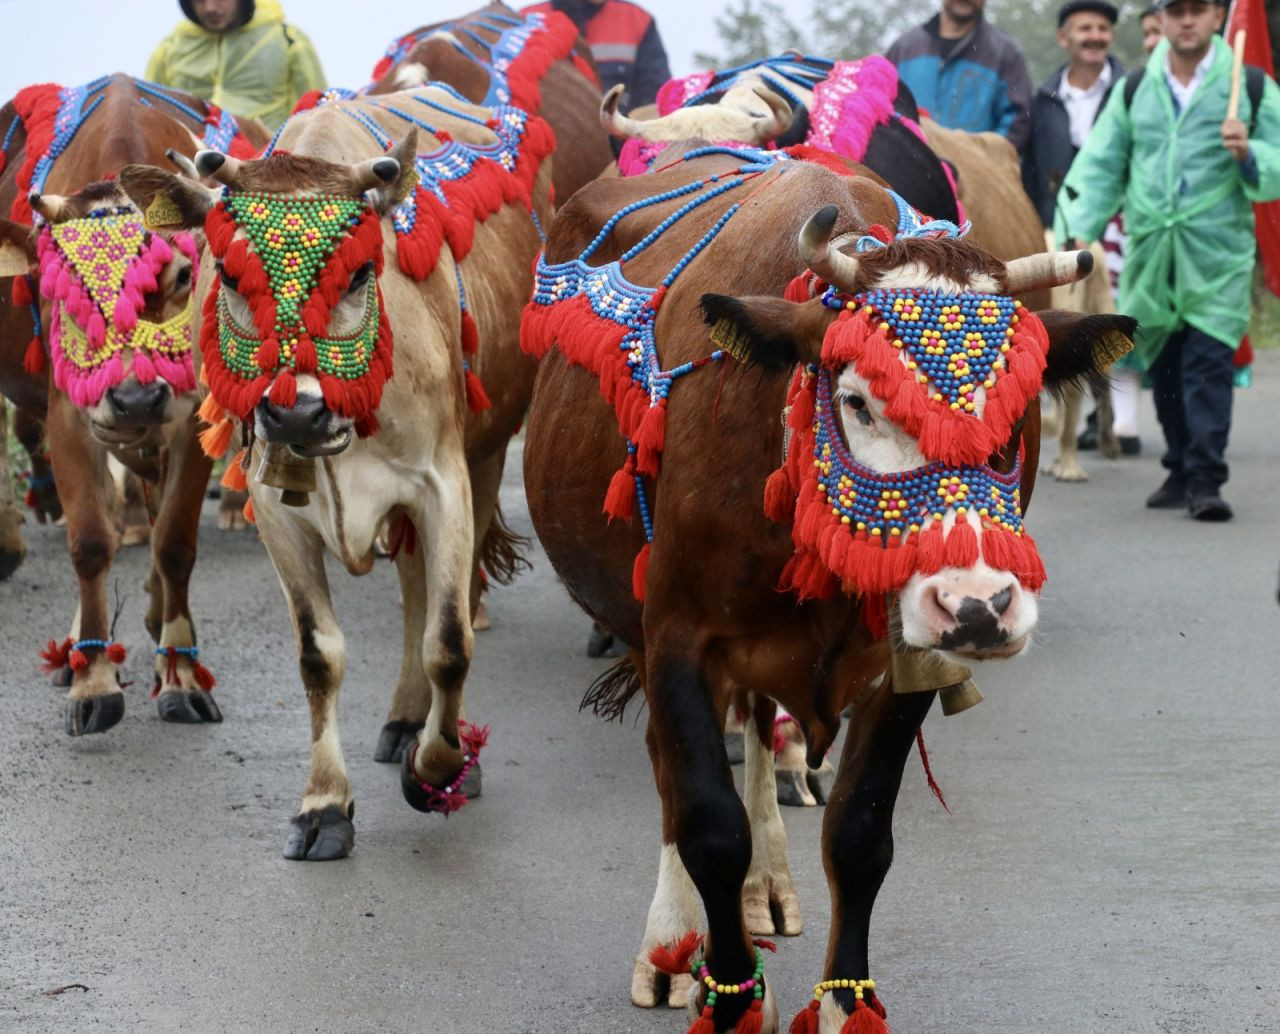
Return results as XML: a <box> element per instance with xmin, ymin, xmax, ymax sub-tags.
<box><xmin>410</xmin><ymin>720</ymin><xmax>489</xmax><ymax>816</ymax></box>
<box><xmin>36</xmin><ymin>210</ymin><xmax>199</xmax><ymax>409</ymax></box>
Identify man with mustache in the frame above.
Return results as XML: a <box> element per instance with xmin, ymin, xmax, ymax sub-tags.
<box><xmin>1023</xmin><ymin>1</ymin><xmax>1124</xmax><ymax>228</ymax></box>
<box><xmin>887</xmin><ymin>0</ymin><xmax>1032</xmax><ymax>153</ymax></box>
<box><xmin>1057</xmin><ymin>0</ymin><xmax>1280</xmax><ymax>520</ymax></box>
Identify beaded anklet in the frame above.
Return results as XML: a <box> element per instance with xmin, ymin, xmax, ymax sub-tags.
<box><xmin>409</xmin><ymin>720</ymin><xmax>489</xmax><ymax>815</ymax></box>
<box><xmin>153</xmin><ymin>646</ymin><xmax>217</xmax><ymax>696</ymax></box>
<box><xmin>790</xmin><ymin>978</ymin><xmax>887</xmax><ymax>1034</ymax></box>
<box><xmin>686</xmin><ymin>946</ymin><xmax>767</xmax><ymax>1034</ymax></box>
<box><xmin>39</xmin><ymin>637</ymin><xmax>126</xmax><ymax>675</ymax></box>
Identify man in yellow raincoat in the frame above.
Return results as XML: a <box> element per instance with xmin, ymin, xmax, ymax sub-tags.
<box><xmin>146</xmin><ymin>0</ymin><xmax>326</xmax><ymax>130</ymax></box>
<box><xmin>1056</xmin><ymin>0</ymin><xmax>1280</xmax><ymax>521</ymax></box>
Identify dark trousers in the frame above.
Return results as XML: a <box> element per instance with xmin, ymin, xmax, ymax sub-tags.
<box><xmin>1148</xmin><ymin>326</ymin><xmax>1234</xmax><ymax>492</ymax></box>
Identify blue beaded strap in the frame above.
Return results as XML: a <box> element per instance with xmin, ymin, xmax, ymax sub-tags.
<box><xmin>26</xmin><ymin>469</ymin><xmax>54</xmax><ymax>490</ymax></box>
<box><xmin>30</xmin><ymin>84</ymin><xmax>106</xmax><ymax>205</ymax></box>
<box><xmin>630</xmin><ymin>442</ymin><xmax>654</xmax><ymax>544</ymax></box>
<box><xmin>2</xmin><ymin>110</ymin><xmax>23</xmax><ymax>153</ymax></box>
<box><xmin>155</xmin><ymin>646</ymin><xmax>199</xmax><ymax>658</ymax></box>
<box><xmin>73</xmin><ymin>639</ymin><xmax>117</xmax><ymax>652</ymax></box>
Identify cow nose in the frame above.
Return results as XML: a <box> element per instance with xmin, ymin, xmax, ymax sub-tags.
<box><xmin>105</xmin><ymin>380</ymin><xmax>170</xmax><ymax>425</ymax></box>
<box><xmin>928</xmin><ymin>583</ymin><xmax>1019</xmax><ymax>651</ymax></box>
<box><xmin>256</xmin><ymin>395</ymin><xmax>332</xmax><ymax>447</ymax></box>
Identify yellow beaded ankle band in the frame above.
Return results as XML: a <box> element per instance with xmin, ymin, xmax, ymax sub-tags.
<box><xmin>789</xmin><ymin>977</ymin><xmax>887</xmax><ymax>1034</ymax></box>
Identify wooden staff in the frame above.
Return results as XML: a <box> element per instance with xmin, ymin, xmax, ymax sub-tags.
<box><xmin>1227</xmin><ymin>29</ymin><xmax>1247</xmax><ymax>121</ymax></box>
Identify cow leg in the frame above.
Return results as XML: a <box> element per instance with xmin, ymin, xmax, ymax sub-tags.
<box><xmin>400</xmin><ymin>472</ymin><xmax>478</xmax><ymax>814</ymax></box>
<box><xmin>14</xmin><ymin>408</ymin><xmax>60</xmax><ymax>523</ymax></box>
<box><xmin>633</xmin><ymin>709</ymin><xmax>700</xmax><ymax>1011</ymax></box>
<box><xmin>45</xmin><ymin>394</ymin><xmax>124</xmax><ymax>735</ymax></box>
<box><xmin>812</xmin><ymin>686</ymin><xmax>935</xmax><ymax>1031</ymax></box>
<box><xmin>646</xmin><ymin>649</ymin><xmax>773</xmax><ymax>1032</ymax></box>
<box><xmin>0</xmin><ymin>398</ymin><xmax>26</xmax><ymax>581</ymax></box>
<box><xmin>1048</xmin><ymin>380</ymin><xmax>1088</xmax><ymax>482</ymax></box>
<box><xmin>255</xmin><ymin>505</ymin><xmax>354</xmax><ymax>862</ymax></box>
<box><xmin>741</xmin><ymin>693</ymin><xmax>803</xmax><ymax>938</ymax></box>
<box><xmin>150</xmin><ymin>426</ymin><xmax>219</xmax><ymax>724</ymax></box>
<box><xmin>375</xmin><ymin>543</ymin><xmax>430</xmax><ymax>763</ymax></box>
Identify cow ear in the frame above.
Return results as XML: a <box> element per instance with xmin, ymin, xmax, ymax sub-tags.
<box><xmin>365</xmin><ymin>130</ymin><xmax>419</xmax><ymax>215</ymax></box>
<box><xmin>117</xmin><ymin>164</ymin><xmax>218</xmax><ymax>230</ymax></box>
<box><xmin>700</xmin><ymin>294</ymin><xmax>833</xmax><ymax>371</ymax></box>
<box><xmin>0</xmin><ymin>218</ymin><xmax>36</xmax><ymax>276</ymax></box>
<box><xmin>1038</xmin><ymin>310</ymin><xmax>1137</xmax><ymax>394</ymax></box>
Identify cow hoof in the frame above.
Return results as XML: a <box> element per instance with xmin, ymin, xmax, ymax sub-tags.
<box><xmin>806</xmin><ymin>760</ymin><xmax>836</xmax><ymax>805</ymax></box>
<box><xmin>156</xmin><ymin>689</ymin><xmax>223</xmax><ymax>724</ymax></box>
<box><xmin>374</xmin><ymin>719</ymin><xmax>424</xmax><ymax>763</ymax></box>
<box><xmin>724</xmin><ymin>730</ymin><xmax>745</xmax><ymax>765</ymax></box>
<box><xmin>585</xmin><ymin>623</ymin><xmax>614</xmax><ymax>658</ymax></box>
<box><xmin>743</xmin><ymin>877</ymin><xmax>804</xmax><ymax>937</ymax></box>
<box><xmin>400</xmin><ymin>750</ymin><xmax>483</xmax><ymax>814</ymax></box>
<box><xmin>1047</xmin><ymin>458</ymin><xmax>1088</xmax><ymax>482</ymax></box>
<box><xmin>775</xmin><ymin>769</ymin><xmax>818</xmax><ymax>808</ymax></box>
<box><xmin>0</xmin><ymin>547</ymin><xmax>24</xmax><ymax>581</ymax></box>
<box><xmin>120</xmin><ymin>523</ymin><xmax>150</xmax><ymax>548</ymax></box>
<box><xmin>49</xmin><ymin>664</ymin><xmax>73</xmax><ymax>689</ymax></box>
<box><xmin>631</xmin><ymin>955</ymin><xmax>694</xmax><ymax>1009</ymax></box>
<box><xmin>65</xmin><ymin>692</ymin><xmax>125</xmax><ymax>736</ymax></box>
<box><xmin>283</xmin><ymin>804</ymin><xmax>355</xmax><ymax>861</ymax></box>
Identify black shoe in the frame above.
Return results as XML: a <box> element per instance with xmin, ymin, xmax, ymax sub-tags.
<box><xmin>1077</xmin><ymin>409</ymin><xmax>1099</xmax><ymax>451</ymax></box>
<box><xmin>1189</xmin><ymin>491</ymin><xmax>1232</xmax><ymax>522</ymax></box>
<box><xmin>1146</xmin><ymin>475</ymin><xmax>1188</xmax><ymax>509</ymax></box>
<box><xmin>1118</xmin><ymin>436</ymin><xmax>1141</xmax><ymax>456</ymax></box>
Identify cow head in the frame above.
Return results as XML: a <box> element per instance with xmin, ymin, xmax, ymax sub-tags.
<box><xmin>120</xmin><ymin>135</ymin><xmax>416</xmax><ymax>458</ymax></box>
<box><xmin>702</xmin><ymin>204</ymin><xmax>1134</xmax><ymax>662</ymax></box>
<box><xmin>1</xmin><ymin>182</ymin><xmax>201</xmax><ymax>445</ymax></box>
<box><xmin>600</xmin><ymin>81</ymin><xmax>793</xmax><ymax>144</ymax></box>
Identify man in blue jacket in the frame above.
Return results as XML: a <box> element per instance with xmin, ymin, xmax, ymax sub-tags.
<box><xmin>887</xmin><ymin>0</ymin><xmax>1033</xmax><ymax>153</ymax></box>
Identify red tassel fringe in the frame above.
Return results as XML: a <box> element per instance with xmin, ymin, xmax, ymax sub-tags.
<box><xmin>632</xmin><ymin>542</ymin><xmax>652</xmax><ymax>602</ymax></box>
<box><xmin>464</xmin><ymin>368</ymin><xmax>491</xmax><ymax>412</ymax></box>
<box><xmin>789</xmin><ymin>1000</ymin><xmax>822</xmax><ymax>1034</ymax></box>
<box><xmin>649</xmin><ymin>930</ymin><xmax>703</xmax><ymax>976</ymax></box>
<box><xmin>23</xmin><ymin>337</ymin><xmax>44</xmax><ymax>374</ymax></box>
<box><xmin>221</xmin><ymin>450</ymin><xmax>248</xmax><ymax>491</ymax></box>
<box><xmin>39</xmin><ymin>637</ymin><xmax>72</xmax><ymax>673</ymax></box>
<box><xmin>839</xmin><ymin>999</ymin><xmax>889</xmax><ymax>1034</ymax></box>
<box><xmin>687</xmin><ymin>1008</ymin><xmax>716</xmax><ymax>1034</ymax></box>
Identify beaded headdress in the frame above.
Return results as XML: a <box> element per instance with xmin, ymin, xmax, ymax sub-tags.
<box><xmin>768</xmin><ymin>195</ymin><xmax>1048</xmax><ymax>601</ymax></box>
<box><xmin>35</xmin><ymin>207</ymin><xmax>199</xmax><ymax>408</ymax></box>
<box><xmin>200</xmin><ymin>189</ymin><xmax>392</xmax><ymax>435</ymax></box>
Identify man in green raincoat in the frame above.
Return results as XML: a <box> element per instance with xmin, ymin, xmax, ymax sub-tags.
<box><xmin>146</xmin><ymin>0</ymin><xmax>326</xmax><ymax>131</ymax></box>
<box><xmin>1056</xmin><ymin>0</ymin><xmax>1280</xmax><ymax>521</ymax></box>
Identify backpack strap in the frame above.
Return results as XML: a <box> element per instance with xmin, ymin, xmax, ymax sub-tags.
<box><xmin>1122</xmin><ymin>67</ymin><xmax>1145</xmax><ymax>110</ymax></box>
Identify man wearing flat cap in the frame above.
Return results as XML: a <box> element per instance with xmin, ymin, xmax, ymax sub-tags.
<box><xmin>1022</xmin><ymin>0</ymin><xmax>1125</xmax><ymax>228</ymax></box>
<box><xmin>1057</xmin><ymin>0</ymin><xmax>1280</xmax><ymax>520</ymax></box>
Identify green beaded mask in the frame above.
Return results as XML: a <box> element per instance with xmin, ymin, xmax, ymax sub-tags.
<box><xmin>201</xmin><ymin>190</ymin><xmax>393</xmax><ymax>427</ymax></box>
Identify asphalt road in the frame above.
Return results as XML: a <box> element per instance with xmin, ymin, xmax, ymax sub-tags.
<box><xmin>2</xmin><ymin>357</ymin><xmax>1278</xmax><ymax>1033</ymax></box>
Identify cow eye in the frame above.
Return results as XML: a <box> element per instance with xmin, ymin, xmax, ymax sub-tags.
<box><xmin>842</xmin><ymin>392</ymin><xmax>874</xmax><ymax>426</ymax></box>
<box><xmin>175</xmin><ymin>266</ymin><xmax>192</xmax><ymax>290</ymax></box>
<box><xmin>349</xmin><ymin>262</ymin><xmax>373</xmax><ymax>291</ymax></box>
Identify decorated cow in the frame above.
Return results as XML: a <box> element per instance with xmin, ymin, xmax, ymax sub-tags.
<box><xmin>118</xmin><ymin>82</ymin><xmax>553</xmax><ymax>859</ymax></box>
<box><xmin>0</xmin><ymin>74</ymin><xmax>263</xmax><ymax>732</ymax></box>
<box><xmin>520</xmin><ymin>146</ymin><xmax>1133</xmax><ymax>1031</ymax></box>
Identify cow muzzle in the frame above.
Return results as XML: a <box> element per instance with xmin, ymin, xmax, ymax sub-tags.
<box><xmin>898</xmin><ymin>570</ymin><xmax>1037</xmax><ymax>660</ymax></box>
<box><xmin>255</xmin><ymin>395</ymin><xmax>352</xmax><ymax>457</ymax></box>
<box><xmin>89</xmin><ymin>380</ymin><xmax>172</xmax><ymax>444</ymax></box>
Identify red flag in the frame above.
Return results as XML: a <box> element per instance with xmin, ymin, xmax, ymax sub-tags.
<box><xmin>1226</xmin><ymin>0</ymin><xmax>1280</xmax><ymax>295</ymax></box>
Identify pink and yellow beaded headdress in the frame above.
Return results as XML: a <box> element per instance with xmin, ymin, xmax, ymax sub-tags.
<box><xmin>36</xmin><ymin>206</ymin><xmax>199</xmax><ymax>408</ymax></box>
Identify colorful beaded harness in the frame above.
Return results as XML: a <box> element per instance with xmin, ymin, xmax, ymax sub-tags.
<box><xmin>790</xmin><ymin>978</ymin><xmax>888</xmax><ymax>1034</ymax></box>
<box><xmin>200</xmin><ymin>188</ymin><xmax>392</xmax><ymax>433</ymax></box>
<box><xmin>767</xmin><ymin>196</ymin><xmax>1049</xmax><ymax>602</ymax></box>
<box><xmin>649</xmin><ymin>931</ymin><xmax>777</xmax><ymax>1034</ymax></box>
<box><xmin>35</xmin><ymin>206</ymin><xmax>199</xmax><ymax>408</ymax></box>
<box><xmin>521</xmin><ymin>146</ymin><xmax>794</xmax><ymax>601</ymax></box>
<box><xmin>2</xmin><ymin>76</ymin><xmax>258</xmax><ymax>377</ymax></box>
<box><xmin>366</xmin><ymin>9</ymin><xmax>595</xmax><ymax>106</ymax></box>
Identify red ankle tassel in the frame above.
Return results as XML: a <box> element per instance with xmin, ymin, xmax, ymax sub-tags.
<box><xmin>603</xmin><ymin>461</ymin><xmax>635</xmax><ymax>521</ymax></box>
<box><xmin>649</xmin><ymin>929</ymin><xmax>702</xmax><ymax>976</ymax></box>
<box><xmin>69</xmin><ymin>648</ymin><xmax>89</xmax><ymax>672</ymax></box>
<box><xmin>23</xmin><ymin>336</ymin><xmax>44</xmax><ymax>374</ymax></box>
<box><xmin>105</xmin><ymin>642</ymin><xmax>126</xmax><ymax>665</ymax></box>
<box><xmin>193</xmin><ymin>660</ymin><xmax>216</xmax><ymax>692</ymax></box>
<box><xmin>687</xmin><ymin>1006</ymin><xmax>716</xmax><ymax>1034</ymax></box>
<box><xmin>632</xmin><ymin>542</ymin><xmax>651</xmax><ymax>602</ymax></box>
<box><xmin>464</xmin><ymin>368</ymin><xmax>491</xmax><ymax>412</ymax></box>
<box><xmin>39</xmin><ymin>637</ymin><xmax>73</xmax><ymax>673</ymax></box>
<box><xmin>735</xmin><ymin>999</ymin><xmax>764</xmax><ymax>1034</ymax></box>
<box><xmin>840</xmin><ymin>999</ymin><xmax>888</xmax><ymax>1034</ymax></box>
<box><xmin>789</xmin><ymin>1000</ymin><xmax>821</xmax><ymax>1034</ymax></box>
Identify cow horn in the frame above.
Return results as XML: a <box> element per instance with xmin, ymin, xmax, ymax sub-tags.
<box><xmin>165</xmin><ymin>149</ymin><xmax>201</xmax><ymax>181</ymax></box>
<box><xmin>599</xmin><ymin>83</ymin><xmax>650</xmax><ymax>139</ymax></box>
<box><xmin>29</xmin><ymin>192</ymin><xmax>68</xmax><ymax>222</ymax></box>
<box><xmin>1003</xmin><ymin>249</ymin><xmax>1094</xmax><ymax>294</ymax></box>
<box><xmin>750</xmin><ymin>84</ymin><xmax>793</xmax><ymax>139</ymax></box>
<box><xmin>194</xmin><ymin>149</ymin><xmax>243</xmax><ymax>187</ymax></box>
<box><xmin>798</xmin><ymin>205</ymin><xmax>860</xmax><ymax>289</ymax></box>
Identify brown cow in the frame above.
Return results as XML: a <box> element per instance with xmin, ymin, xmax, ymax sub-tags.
<box><xmin>366</xmin><ymin>2</ymin><xmax>612</xmax><ymax>205</ymax></box>
<box><xmin>119</xmin><ymin>83</ymin><xmax>553</xmax><ymax>859</ymax></box>
<box><xmin>0</xmin><ymin>75</ymin><xmax>264</xmax><ymax>733</ymax></box>
<box><xmin>521</xmin><ymin>150</ymin><xmax>1131</xmax><ymax>1030</ymax></box>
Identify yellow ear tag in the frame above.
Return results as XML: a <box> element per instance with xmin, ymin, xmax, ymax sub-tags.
<box><xmin>709</xmin><ymin>316</ymin><xmax>753</xmax><ymax>363</ymax></box>
<box><xmin>144</xmin><ymin>193</ymin><xmax>184</xmax><ymax>230</ymax></box>
<box><xmin>395</xmin><ymin>168</ymin><xmax>420</xmax><ymax>206</ymax></box>
<box><xmin>1094</xmin><ymin>329</ymin><xmax>1134</xmax><ymax>368</ymax></box>
<box><xmin>0</xmin><ymin>241</ymin><xmax>31</xmax><ymax>278</ymax></box>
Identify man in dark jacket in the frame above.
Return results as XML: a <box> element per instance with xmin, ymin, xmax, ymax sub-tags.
<box><xmin>1022</xmin><ymin>0</ymin><xmax>1125</xmax><ymax>227</ymax></box>
<box><xmin>524</xmin><ymin>0</ymin><xmax>670</xmax><ymax>109</ymax></box>
<box><xmin>887</xmin><ymin>0</ymin><xmax>1032</xmax><ymax>153</ymax></box>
